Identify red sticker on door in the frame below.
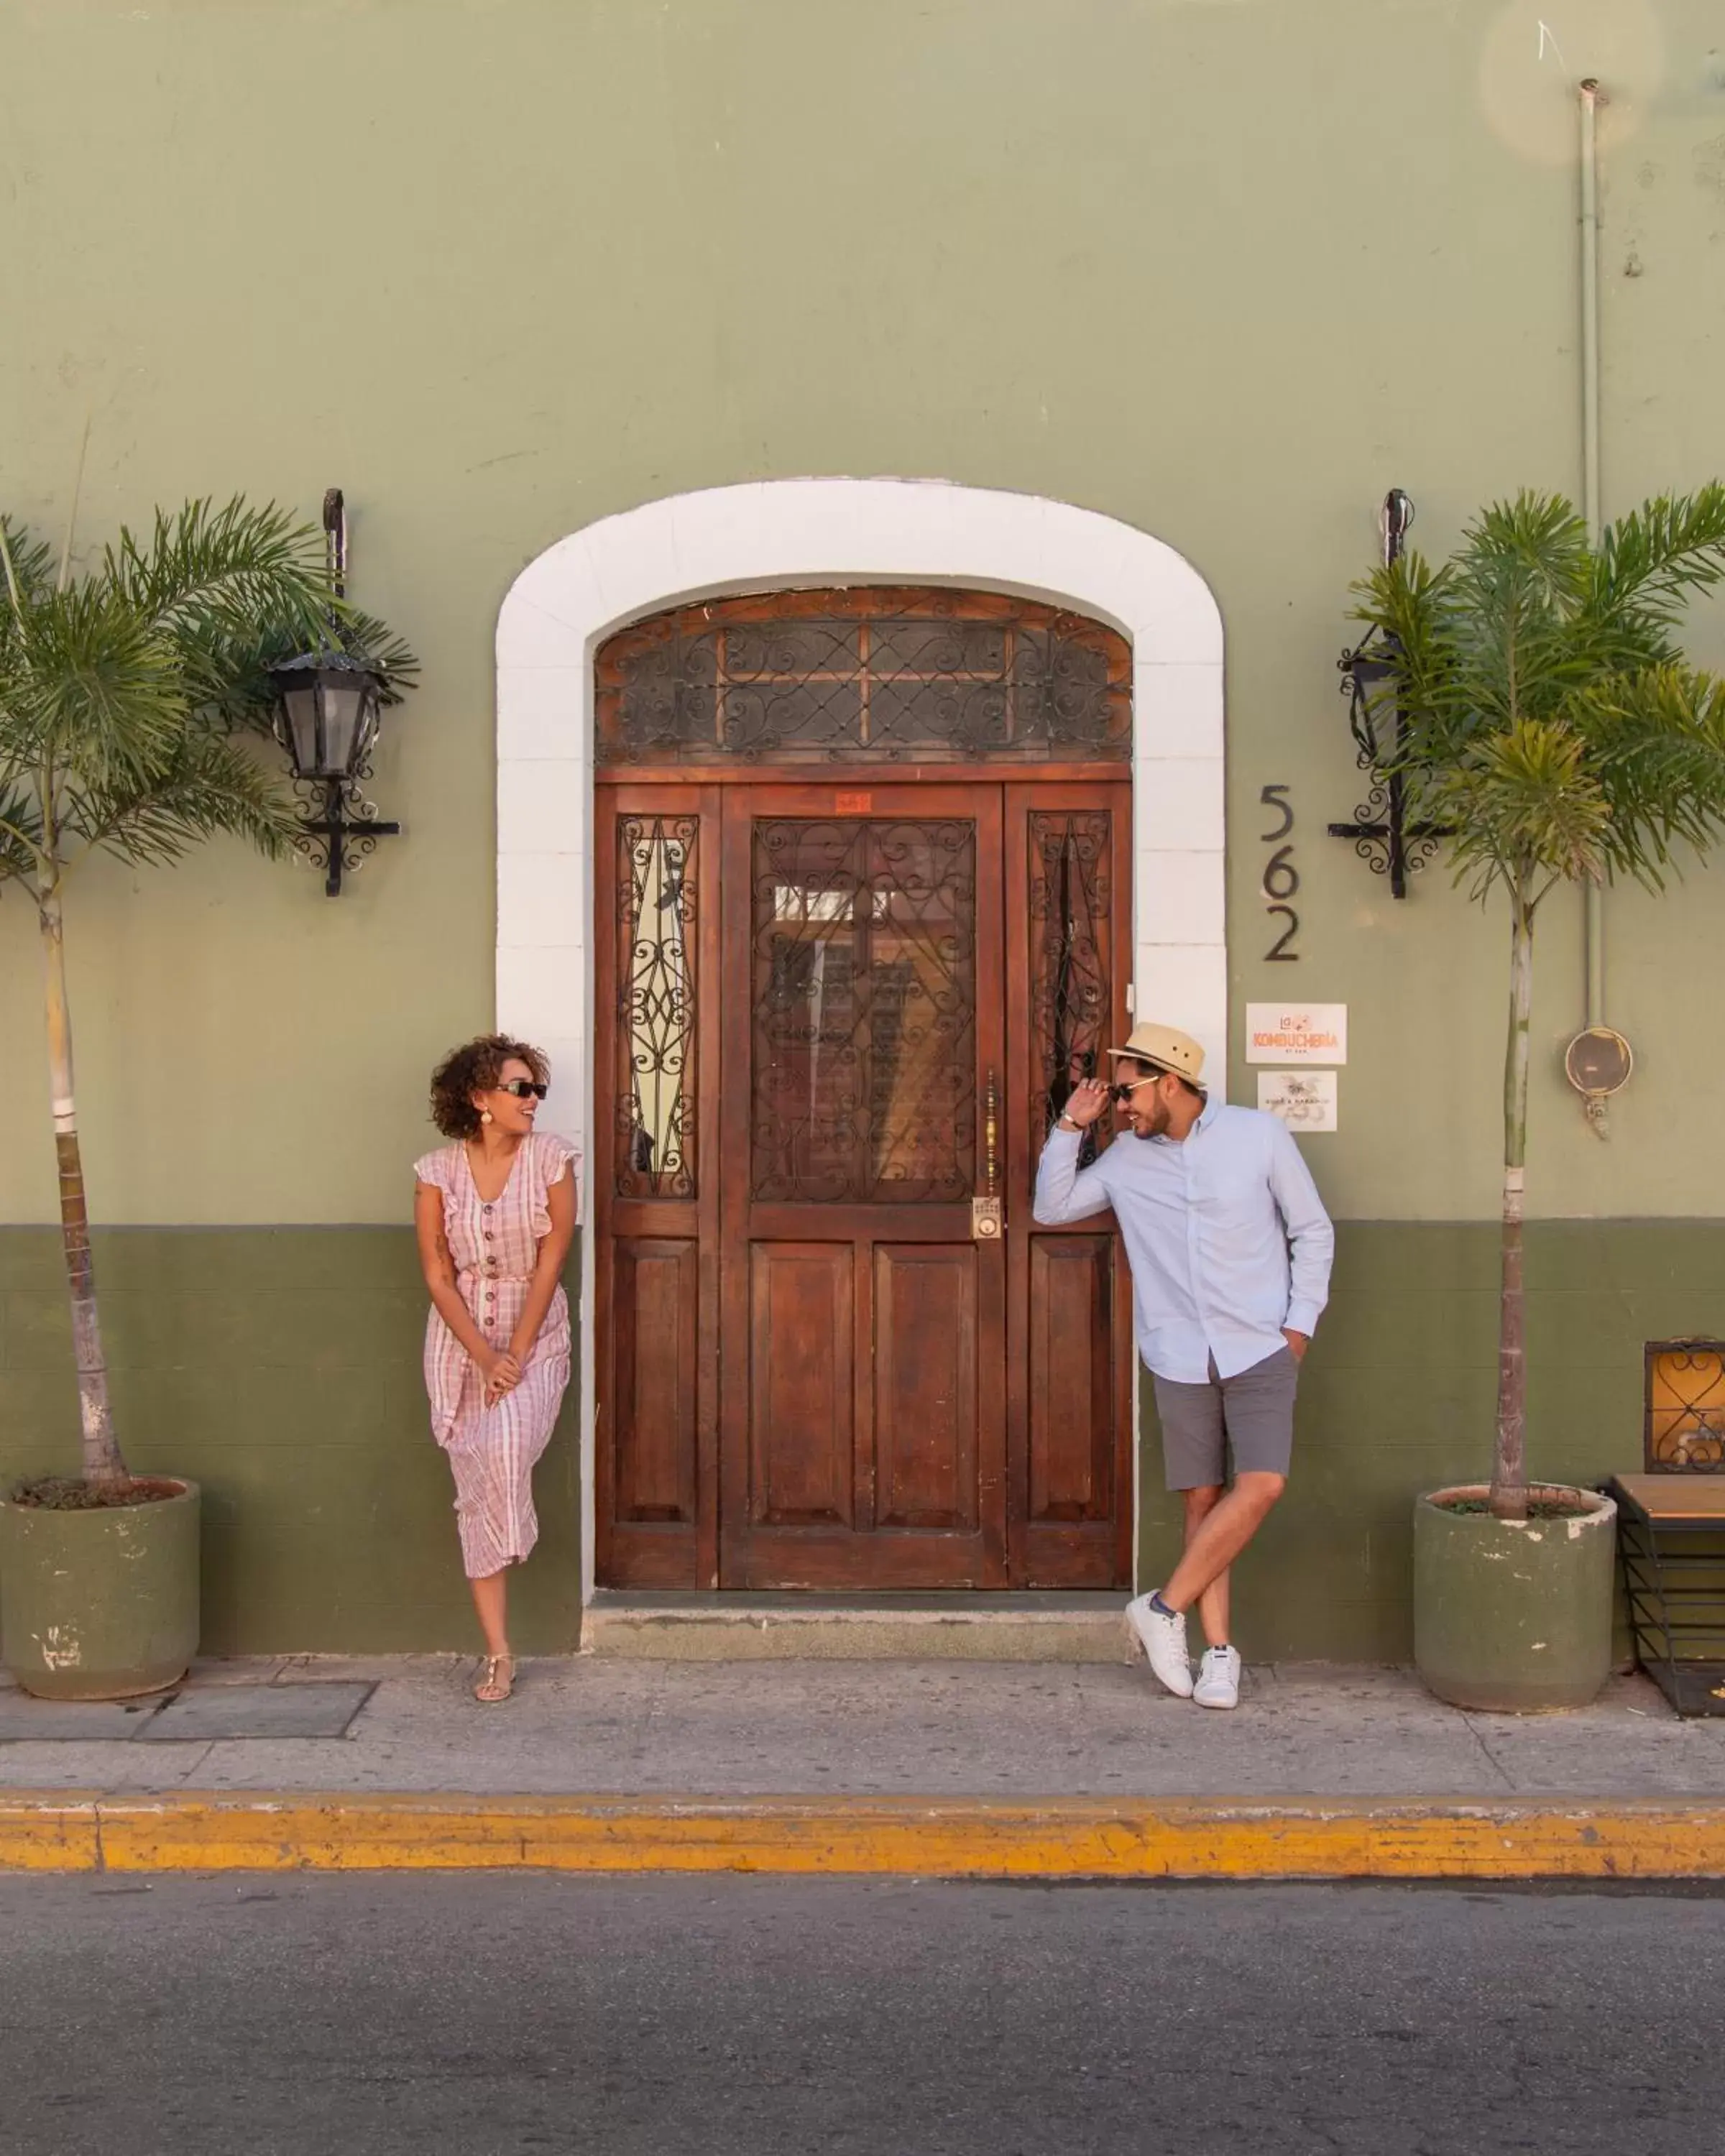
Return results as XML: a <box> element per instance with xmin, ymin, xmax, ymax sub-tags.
<box><xmin>834</xmin><ymin>792</ymin><xmax>873</xmax><ymax>814</ymax></box>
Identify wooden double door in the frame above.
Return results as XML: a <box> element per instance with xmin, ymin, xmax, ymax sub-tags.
<box><xmin>595</xmin><ymin>778</ymin><xmax>1133</xmax><ymax>1591</ymax></box>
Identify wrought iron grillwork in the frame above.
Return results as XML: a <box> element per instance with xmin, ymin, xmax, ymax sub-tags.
<box><xmin>1029</xmin><ymin>811</ymin><xmax>1111</xmax><ymax>1169</ymax></box>
<box><xmin>288</xmin><ymin>761</ymin><xmax>396</xmax><ymax>895</ymax></box>
<box><xmin>1645</xmin><ymin>1339</ymin><xmax>1725</xmax><ymax>1470</ymax></box>
<box><xmin>750</xmin><ymin>819</ymin><xmax>977</xmax><ymax>1202</ymax></box>
<box><xmin>1327</xmin><ymin>489</ymin><xmax>1446</xmax><ymax>899</ymax></box>
<box><xmin>597</xmin><ymin>588</ymin><xmax>1131</xmax><ymax>765</ymax></box>
<box><xmin>615</xmin><ymin>815</ymin><xmax>698</xmax><ymax>1198</ymax></box>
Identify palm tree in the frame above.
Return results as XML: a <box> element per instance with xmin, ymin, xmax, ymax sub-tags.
<box><xmin>0</xmin><ymin>497</ymin><xmax>415</xmax><ymax>1488</ymax></box>
<box><xmin>1352</xmin><ymin>487</ymin><xmax>1725</xmax><ymax>1521</ymax></box>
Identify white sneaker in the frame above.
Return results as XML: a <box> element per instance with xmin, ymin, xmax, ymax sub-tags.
<box><xmin>1126</xmin><ymin>1591</ymin><xmax>1193</xmax><ymax>1697</ymax></box>
<box><xmin>1193</xmin><ymin>1644</ymin><xmax>1242</xmax><ymax>1710</ymax></box>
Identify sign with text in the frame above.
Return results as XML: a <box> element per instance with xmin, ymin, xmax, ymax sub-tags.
<box><xmin>1257</xmin><ymin>1071</ymin><xmax>1338</xmax><ymax>1132</ymax></box>
<box><xmin>1245</xmin><ymin>1003</ymin><xmax>1347</xmax><ymax>1066</ymax></box>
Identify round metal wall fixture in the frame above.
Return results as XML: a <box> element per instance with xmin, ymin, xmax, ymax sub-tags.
<box><xmin>1564</xmin><ymin>1026</ymin><xmax>1634</xmax><ymax>1133</ymax></box>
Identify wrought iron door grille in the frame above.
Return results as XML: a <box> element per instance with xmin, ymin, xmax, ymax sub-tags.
<box><xmin>597</xmin><ymin>588</ymin><xmax>1131</xmax><ymax>765</ymax></box>
<box><xmin>1029</xmin><ymin>811</ymin><xmax>1111</xmax><ymax>1169</ymax></box>
<box><xmin>615</xmin><ymin>815</ymin><xmax>698</xmax><ymax>1198</ymax></box>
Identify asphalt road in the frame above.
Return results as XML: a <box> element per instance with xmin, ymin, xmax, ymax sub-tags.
<box><xmin>1</xmin><ymin>1874</ymin><xmax>1720</xmax><ymax>2155</ymax></box>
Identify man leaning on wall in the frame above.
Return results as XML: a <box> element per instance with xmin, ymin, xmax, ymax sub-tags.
<box><xmin>1033</xmin><ymin>1023</ymin><xmax>1335</xmax><ymax>1710</ymax></box>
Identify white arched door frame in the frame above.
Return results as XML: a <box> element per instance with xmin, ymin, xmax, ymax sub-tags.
<box><xmin>495</xmin><ymin>478</ymin><xmax>1227</xmax><ymax>1601</ymax></box>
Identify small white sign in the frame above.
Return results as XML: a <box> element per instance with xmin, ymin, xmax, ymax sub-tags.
<box><xmin>1257</xmin><ymin>1070</ymin><xmax>1338</xmax><ymax>1132</ymax></box>
<box><xmin>1245</xmin><ymin>1003</ymin><xmax>1348</xmax><ymax>1066</ymax></box>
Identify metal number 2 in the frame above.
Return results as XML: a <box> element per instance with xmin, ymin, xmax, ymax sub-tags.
<box><xmin>1259</xmin><ymin>787</ymin><xmax>1300</xmax><ymax>961</ymax></box>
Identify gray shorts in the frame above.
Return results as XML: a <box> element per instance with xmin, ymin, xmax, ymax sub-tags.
<box><xmin>1150</xmin><ymin>1346</ymin><xmax>1299</xmax><ymax>1490</ymax></box>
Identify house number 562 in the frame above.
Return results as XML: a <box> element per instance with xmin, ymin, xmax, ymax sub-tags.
<box><xmin>1259</xmin><ymin>785</ymin><xmax>1300</xmax><ymax>962</ymax></box>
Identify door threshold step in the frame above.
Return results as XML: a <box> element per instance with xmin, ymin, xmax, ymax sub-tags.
<box><xmin>581</xmin><ymin>1592</ymin><xmax>1138</xmax><ymax>1662</ymax></box>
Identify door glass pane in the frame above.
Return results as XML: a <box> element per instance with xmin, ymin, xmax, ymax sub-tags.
<box><xmin>751</xmin><ymin>819</ymin><xmax>976</xmax><ymax>1202</ymax></box>
<box><xmin>1029</xmin><ymin>811</ymin><xmax>1111</xmax><ymax>1170</ymax></box>
<box><xmin>616</xmin><ymin>815</ymin><xmax>697</xmax><ymax>1198</ymax></box>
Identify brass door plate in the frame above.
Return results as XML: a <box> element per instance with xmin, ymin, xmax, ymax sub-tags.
<box><xmin>971</xmin><ymin>1197</ymin><xmax>1004</xmax><ymax>1240</ymax></box>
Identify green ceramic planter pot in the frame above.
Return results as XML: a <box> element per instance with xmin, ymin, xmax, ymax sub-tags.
<box><xmin>0</xmin><ymin>1480</ymin><xmax>201</xmax><ymax>1701</ymax></box>
<box><xmin>1413</xmin><ymin>1482</ymin><xmax>1616</xmax><ymax>1713</ymax></box>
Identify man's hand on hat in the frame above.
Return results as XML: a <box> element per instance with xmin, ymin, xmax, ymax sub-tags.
<box><xmin>1058</xmin><ymin>1077</ymin><xmax>1111</xmax><ymax>1130</ymax></box>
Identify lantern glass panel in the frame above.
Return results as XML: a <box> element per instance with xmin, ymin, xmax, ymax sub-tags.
<box><xmin>322</xmin><ymin>681</ymin><xmax>375</xmax><ymax>777</ymax></box>
<box><xmin>281</xmin><ymin>686</ymin><xmax>325</xmax><ymax>778</ymax></box>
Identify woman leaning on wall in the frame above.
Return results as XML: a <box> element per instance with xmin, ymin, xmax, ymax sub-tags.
<box><xmin>413</xmin><ymin>1036</ymin><xmax>579</xmax><ymax>1702</ymax></box>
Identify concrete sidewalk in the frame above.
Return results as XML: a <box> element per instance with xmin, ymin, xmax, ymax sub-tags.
<box><xmin>4</xmin><ymin>1656</ymin><xmax>1725</xmax><ymax>1877</ymax></box>
<box><xmin>4</xmin><ymin>1655</ymin><xmax>1725</xmax><ymax>1799</ymax></box>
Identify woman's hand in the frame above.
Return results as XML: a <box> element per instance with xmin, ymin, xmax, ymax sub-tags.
<box><xmin>477</xmin><ymin>1345</ymin><xmax>523</xmax><ymax>1405</ymax></box>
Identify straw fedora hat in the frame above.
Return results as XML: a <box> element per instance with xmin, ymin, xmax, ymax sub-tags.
<box><xmin>1106</xmin><ymin>1021</ymin><xmax>1208</xmax><ymax>1092</ymax></box>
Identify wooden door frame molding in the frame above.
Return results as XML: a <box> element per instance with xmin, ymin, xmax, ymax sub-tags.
<box><xmin>495</xmin><ymin>479</ymin><xmax>1227</xmax><ymax>1603</ymax></box>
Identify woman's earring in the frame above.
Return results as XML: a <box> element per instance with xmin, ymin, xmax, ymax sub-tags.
<box><xmin>480</xmin><ymin>1110</ymin><xmax>493</xmax><ymax>1125</ymax></box>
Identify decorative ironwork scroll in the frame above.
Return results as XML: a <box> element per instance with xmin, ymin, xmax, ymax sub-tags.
<box><xmin>288</xmin><ymin>760</ymin><xmax>397</xmax><ymax>895</ymax></box>
<box><xmin>750</xmin><ymin>819</ymin><xmax>976</xmax><ymax>1202</ymax></box>
<box><xmin>616</xmin><ymin>816</ymin><xmax>697</xmax><ymax>1198</ymax></box>
<box><xmin>1029</xmin><ymin>811</ymin><xmax>1111</xmax><ymax>1169</ymax></box>
<box><xmin>1645</xmin><ymin>1340</ymin><xmax>1725</xmax><ymax>1471</ymax></box>
<box><xmin>1326</xmin><ymin>489</ymin><xmax>1446</xmax><ymax>899</ymax></box>
<box><xmin>597</xmin><ymin>589</ymin><xmax>1131</xmax><ymax>765</ymax></box>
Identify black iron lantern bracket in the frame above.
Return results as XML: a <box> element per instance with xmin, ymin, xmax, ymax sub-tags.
<box><xmin>288</xmin><ymin>755</ymin><xmax>400</xmax><ymax>900</ymax></box>
<box><xmin>268</xmin><ymin>489</ymin><xmax>402</xmax><ymax>898</ymax></box>
<box><xmin>1325</xmin><ymin>489</ymin><xmax>1447</xmax><ymax>900</ymax></box>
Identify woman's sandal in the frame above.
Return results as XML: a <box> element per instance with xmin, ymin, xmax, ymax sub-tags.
<box><xmin>474</xmin><ymin>1651</ymin><xmax>515</xmax><ymax>1704</ymax></box>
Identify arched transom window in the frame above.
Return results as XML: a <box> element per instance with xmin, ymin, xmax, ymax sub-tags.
<box><xmin>595</xmin><ymin>586</ymin><xmax>1131</xmax><ymax>766</ymax></box>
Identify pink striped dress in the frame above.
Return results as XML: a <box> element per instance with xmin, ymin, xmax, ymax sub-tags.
<box><xmin>415</xmin><ymin>1130</ymin><xmax>579</xmax><ymax>1578</ymax></box>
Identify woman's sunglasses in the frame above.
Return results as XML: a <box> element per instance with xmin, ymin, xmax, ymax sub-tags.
<box><xmin>496</xmin><ymin>1079</ymin><xmax>548</xmax><ymax>1100</ymax></box>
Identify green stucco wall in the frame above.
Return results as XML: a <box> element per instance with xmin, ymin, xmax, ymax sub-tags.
<box><xmin>0</xmin><ymin>1230</ymin><xmax>584</xmax><ymax>1654</ymax></box>
<box><xmin>4</xmin><ymin>1</ymin><xmax>1725</xmax><ymax>1657</ymax></box>
<box><xmin>2</xmin><ymin>1220</ymin><xmax>1716</xmax><ymax>1660</ymax></box>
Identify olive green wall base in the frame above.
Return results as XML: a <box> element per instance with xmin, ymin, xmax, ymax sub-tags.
<box><xmin>0</xmin><ymin>1230</ymin><xmax>583</xmax><ymax>1657</ymax></box>
<box><xmin>2</xmin><ymin>1221</ymin><xmax>1719</xmax><ymax>1661</ymax></box>
<box><xmin>1136</xmin><ymin>1221</ymin><xmax>1725</xmax><ymax>1664</ymax></box>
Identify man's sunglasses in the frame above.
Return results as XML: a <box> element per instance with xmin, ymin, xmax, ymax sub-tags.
<box><xmin>496</xmin><ymin>1079</ymin><xmax>549</xmax><ymax>1100</ymax></box>
<box><xmin>1108</xmin><ymin>1074</ymin><xmax>1164</xmax><ymax>1104</ymax></box>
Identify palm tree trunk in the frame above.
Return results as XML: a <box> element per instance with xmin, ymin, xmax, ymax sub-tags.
<box><xmin>1491</xmin><ymin>881</ymin><xmax>1534</xmax><ymax>1522</ymax></box>
<box><xmin>37</xmin><ymin>881</ymin><xmax>126</xmax><ymax>1485</ymax></box>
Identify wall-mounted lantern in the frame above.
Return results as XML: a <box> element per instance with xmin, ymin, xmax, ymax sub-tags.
<box><xmin>1326</xmin><ymin>489</ymin><xmax>1447</xmax><ymax>900</ymax></box>
<box><xmin>267</xmin><ymin>490</ymin><xmax>400</xmax><ymax>897</ymax></box>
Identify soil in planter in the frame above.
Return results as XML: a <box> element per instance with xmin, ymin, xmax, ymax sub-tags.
<box><xmin>1437</xmin><ymin>1489</ymin><xmax>1596</xmax><ymax>1520</ymax></box>
<box><xmin>9</xmin><ymin>1475</ymin><xmax>184</xmax><ymax>1511</ymax></box>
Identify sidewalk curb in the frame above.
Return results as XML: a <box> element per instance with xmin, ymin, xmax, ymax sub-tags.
<box><xmin>5</xmin><ymin>1792</ymin><xmax>1725</xmax><ymax>1879</ymax></box>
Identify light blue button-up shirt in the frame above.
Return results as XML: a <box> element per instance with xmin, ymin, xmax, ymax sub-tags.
<box><xmin>1031</xmin><ymin>1097</ymin><xmax>1335</xmax><ymax>1384</ymax></box>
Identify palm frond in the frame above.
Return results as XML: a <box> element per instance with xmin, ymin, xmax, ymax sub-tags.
<box><xmin>1434</xmin><ymin>719</ymin><xmax>1612</xmax><ymax>900</ymax></box>
<box><xmin>1596</xmin><ymin>485</ymin><xmax>1725</xmax><ymax>627</ymax></box>
<box><xmin>1572</xmin><ymin>666</ymin><xmax>1725</xmax><ymax>887</ymax></box>
<box><xmin>63</xmin><ymin>729</ymin><xmax>302</xmax><ymax>869</ymax></box>
<box><xmin>3</xmin><ymin>586</ymin><xmax>185</xmax><ymax>786</ymax></box>
<box><xmin>0</xmin><ymin>773</ymin><xmax>43</xmax><ymax>886</ymax></box>
<box><xmin>0</xmin><ymin>517</ymin><xmax>56</xmax><ymax>617</ymax></box>
<box><xmin>104</xmin><ymin>498</ymin><xmax>334</xmax><ymax>650</ymax></box>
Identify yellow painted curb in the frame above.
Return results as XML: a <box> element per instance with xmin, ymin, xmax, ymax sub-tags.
<box><xmin>6</xmin><ymin>1792</ymin><xmax>1725</xmax><ymax>1879</ymax></box>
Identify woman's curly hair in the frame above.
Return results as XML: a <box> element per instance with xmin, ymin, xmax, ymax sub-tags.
<box><xmin>428</xmin><ymin>1035</ymin><xmax>551</xmax><ymax>1141</ymax></box>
